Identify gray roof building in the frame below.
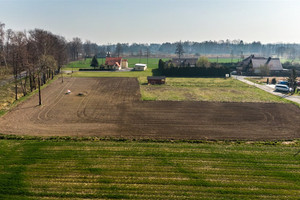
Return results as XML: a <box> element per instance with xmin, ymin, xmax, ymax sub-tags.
<box><xmin>237</xmin><ymin>55</ymin><xmax>283</xmax><ymax>74</ymax></box>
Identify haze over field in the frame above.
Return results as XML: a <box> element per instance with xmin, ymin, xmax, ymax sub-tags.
<box><xmin>1</xmin><ymin>0</ymin><xmax>300</xmax><ymax>44</ymax></box>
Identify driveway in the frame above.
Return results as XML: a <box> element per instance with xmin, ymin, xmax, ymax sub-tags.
<box><xmin>233</xmin><ymin>75</ymin><xmax>300</xmax><ymax>105</ymax></box>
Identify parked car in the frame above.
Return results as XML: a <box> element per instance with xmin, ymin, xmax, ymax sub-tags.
<box><xmin>275</xmin><ymin>84</ymin><xmax>291</xmax><ymax>93</ymax></box>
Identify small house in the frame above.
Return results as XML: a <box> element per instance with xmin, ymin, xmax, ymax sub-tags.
<box><xmin>105</xmin><ymin>57</ymin><xmax>128</xmax><ymax>70</ymax></box>
<box><xmin>134</xmin><ymin>63</ymin><xmax>147</xmax><ymax>71</ymax></box>
<box><xmin>147</xmin><ymin>76</ymin><xmax>166</xmax><ymax>85</ymax></box>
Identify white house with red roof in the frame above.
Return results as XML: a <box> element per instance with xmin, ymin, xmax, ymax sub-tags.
<box><xmin>105</xmin><ymin>57</ymin><xmax>128</xmax><ymax>70</ymax></box>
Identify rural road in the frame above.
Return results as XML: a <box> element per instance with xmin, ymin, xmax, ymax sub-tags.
<box><xmin>233</xmin><ymin>75</ymin><xmax>300</xmax><ymax>105</ymax></box>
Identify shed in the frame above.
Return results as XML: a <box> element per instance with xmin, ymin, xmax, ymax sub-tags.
<box><xmin>147</xmin><ymin>76</ymin><xmax>166</xmax><ymax>85</ymax></box>
<box><xmin>134</xmin><ymin>63</ymin><xmax>147</xmax><ymax>71</ymax></box>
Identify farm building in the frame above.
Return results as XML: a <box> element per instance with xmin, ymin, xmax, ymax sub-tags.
<box><xmin>147</xmin><ymin>76</ymin><xmax>166</xmax><ymax>85</ymax></box>
<box><xmin>105</xmin><ymin>57</ymin><xmax>128</xmax><ymax>70</ymax></box>
<box><xmin>134</xmin><ymin>63</ymin><xmax>147</xmax><ymax>71</ymax></box>
<box><xmin>237</xmin><ymin>55</ymin><xmax>283</xmax><ymax>75</ymax></box>
<box><xmin>172</xmin><ymin>58</ymin><xmax>198</xmax><ymax>67</ymax></box>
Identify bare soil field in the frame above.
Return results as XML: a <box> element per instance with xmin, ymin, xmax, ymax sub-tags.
<box><xmin>0</xmin><ymin>77</ymin><xmax>300</xmax><ymax>140</ymax></box>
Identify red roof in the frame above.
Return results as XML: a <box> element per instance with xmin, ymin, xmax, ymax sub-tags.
<box><xmin>105</xmin><ymin>57</ymin><xmax>122</xmax><ymax>66</ymax></box>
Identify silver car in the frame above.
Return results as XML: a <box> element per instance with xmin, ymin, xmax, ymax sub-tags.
<box><xmin>275</xmin><ymin>84</ymin><xmax>291</xmax><ymax>93</ymax></box>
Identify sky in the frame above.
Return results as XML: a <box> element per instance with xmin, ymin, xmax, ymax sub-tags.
<box><xmin>1</xmin><ymin>0</ymin><xmax>300</xmax><ymax>45</ymax></box>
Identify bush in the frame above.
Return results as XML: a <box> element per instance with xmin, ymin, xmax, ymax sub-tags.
<box><xmin>271</xmin><ymin>78</ymin><xmax>277</xmax><ymax>84</ymax></box>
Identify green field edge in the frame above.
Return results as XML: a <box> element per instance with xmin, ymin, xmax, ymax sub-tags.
<box><xmin>0</xmin><ymin>134</ymin><xmax>300</xmax><ymax>145</ymax></box>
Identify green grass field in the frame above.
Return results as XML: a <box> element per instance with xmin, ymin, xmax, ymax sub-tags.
<box><xmin>140</xmin><ymin>77</ymin><xmax>292</xmax><ymax>102</ymax></box>
<box><xmin>0</xmin><ymin>137</ymin><xmax>299</xmax><ymax>199</ymax></box>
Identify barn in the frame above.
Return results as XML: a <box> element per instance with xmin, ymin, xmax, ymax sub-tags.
<box><xmin>147</xmin><ymin>76</ymin><xmax>166</xmax><ymax>85</ymax></box>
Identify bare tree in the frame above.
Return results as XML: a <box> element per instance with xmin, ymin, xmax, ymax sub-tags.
<box><xmin>0</xmin><ymin>22</ymin><xmax>8</xmax><ymax>69</ymax></box>
<box><xmin>288</xmin><ymin>69</ymin><xmax>298</xmax><ymax>94</ymax></box>
<box><xmin>115</xmin><ymin>43</ymin><xmax>122</xmax><ymax>57</ymax></box>
<box><xmin>175</xmin><ymin>40</ymin><xmax>184</xmax><ymax>61</ymax></box>
<box><xmin>83</xmin><ymin>40</ymin><xmax>91</xmax><ymax>59</ymax></box>
<box><xmin>12</xmin><ymin>31</ymin><xmax>29</xmax><ymax>97</ymax></box>
<box><xmin>146</xmin><ymin>47</ymin><xmax>150</xmax><ymax>66</ymax></box>
<box><xmin>69</xmin><ymin>37</ymin><xmax>82</xmax><ymax>61</ymax></box>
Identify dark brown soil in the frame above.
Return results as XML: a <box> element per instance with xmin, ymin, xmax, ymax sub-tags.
<box><xmin>0</xmin><ymin>77</ymin><xmax>300</xmax><ymax>140</ymax></box>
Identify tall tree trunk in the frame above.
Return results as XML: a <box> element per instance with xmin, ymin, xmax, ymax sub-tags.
<box><xmin>38</xmin><ymin>74</ymin><xmax>41</xmax><ymax>105</ymax></box>
<box><xmin>14</xmin><ymin>75</ymin><xmax>18</xmax><ymax>100</ymax></box>
<box><xmin>29</xmin><ymin>71</ymin><xmax>33</xmax><ymax>92</ymax></box>
<box><xmin>20</xmin><ymin>72</ymin><xmax>28</xmax><ymax>96</ymax></box>
<box><xmin>32</xmin><ymin>74</ymin><xmax>36</xmax><ymax>90</ymax></box>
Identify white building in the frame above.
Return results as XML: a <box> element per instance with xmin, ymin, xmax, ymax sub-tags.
<box><xmin>134</xmin><ymin>63</ymin><xmax>147</xmax><ymax>71</ymax></box>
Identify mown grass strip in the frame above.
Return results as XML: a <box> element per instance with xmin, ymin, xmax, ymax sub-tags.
<box><xmin>1</xmin><ymin>139</ymin><xmax>300</xmax><ymax>199</ymax></box>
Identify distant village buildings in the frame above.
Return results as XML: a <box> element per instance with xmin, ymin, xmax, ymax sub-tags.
<box><xmin>237</xmin><ymin>55</ymin><xmax>284</xmax><ymax>75</ymax></box>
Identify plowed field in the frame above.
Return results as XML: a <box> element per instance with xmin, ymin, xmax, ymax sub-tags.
<box><xmin>0</xmin><ymin>77</ymin><xmax>300</xmax><ymax>140</ymax></box>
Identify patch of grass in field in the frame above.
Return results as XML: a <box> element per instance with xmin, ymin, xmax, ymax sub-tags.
<box><xmin>140</xmin><ymin>78</ymin><xmax>291</xmax><ymax>103</ymax></box>
<box><xmin>125</xmin><ymin>57</ymin><xmax>170</xmax><ymax>69</ymax></box>
<box><xmin>65</xmin><ymin>58</ymin><xmax>94</xmax><ymax>70</ymax></box>
<box><xmin>0</xmin><ymin>138</ymin><xmax>300</xmax><ymax>199</ymax></box>
<box><xmin>71</xmin><ymin>69</ymin><xmax>154</xmax><ymax>78</ymax></box>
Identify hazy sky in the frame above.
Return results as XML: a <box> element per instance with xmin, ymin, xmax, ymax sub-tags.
<box><xmin>1</xmin><ymin>0</ymin><xmax>300</xmax><ymax>44</ymax></box>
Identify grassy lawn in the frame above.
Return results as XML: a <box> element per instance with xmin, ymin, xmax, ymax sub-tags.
<box><xmin>0</xmin><ymin>137</ymin><xmax>299</xmax><ymax>199</ymax></box>
<box><xmin>141</xmin><ymin>78</ymin><xmax>291</xmax><ymax>102</ymax></box>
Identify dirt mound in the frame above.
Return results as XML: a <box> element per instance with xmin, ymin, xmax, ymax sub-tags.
<box><xmin>0</xmin><ymin>77</ymin><xmax>299</xmax><ymax>140</ymax></box>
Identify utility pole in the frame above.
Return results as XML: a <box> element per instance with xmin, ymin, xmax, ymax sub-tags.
<box><xmin>139</xmin><ymin>49</ymin><xmax>142</xmax><ymax>63</ymax></box>
<box><xmin>146</xmin><ymin>47</ymin><xmax>149</xmax><ymax>66</ymax></box>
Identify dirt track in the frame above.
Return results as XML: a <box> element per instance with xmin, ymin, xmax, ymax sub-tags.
<box><xmin>0</xmin><ymin>77</ymin><xmax>300</xmax><ymax>140</ymax></box>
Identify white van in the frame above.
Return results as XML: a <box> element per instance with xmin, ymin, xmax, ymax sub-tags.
<box><xmin>275</xmin><ymin>84</ymin><xmax>291</xmax><ymax>93</ymax></box>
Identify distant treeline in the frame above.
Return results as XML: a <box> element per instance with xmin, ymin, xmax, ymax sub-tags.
<box><xmin>97</xmin><ymin>40</ymin><xmax>300</xmax><ymax>59</ymax></box>
<box><xmin>158</xmin><ymin>59</ymin><xmax>230</xmax><ymax>77</ymax></box>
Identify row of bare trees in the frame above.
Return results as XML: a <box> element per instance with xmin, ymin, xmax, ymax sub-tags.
<box><xmin>0</xmin><ymin>22</ymin><xmax>91</xmax><ymax>105</ymax></box>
